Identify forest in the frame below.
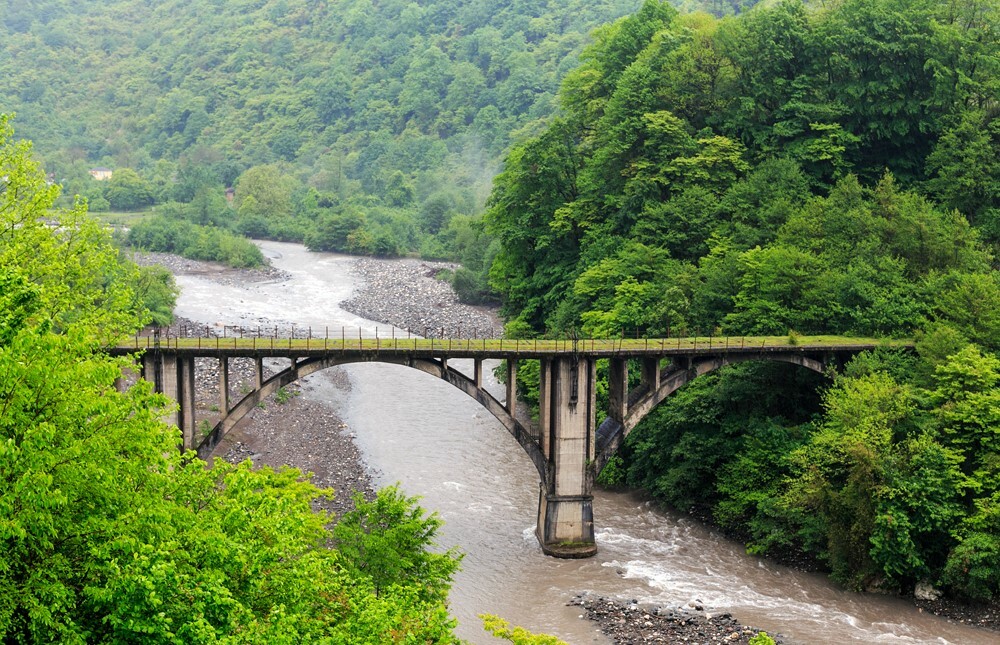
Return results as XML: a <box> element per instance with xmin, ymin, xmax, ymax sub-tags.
<box><xmin>1</xmin><ymin>0</ymin><xmax>647</xmax><ymax>297</ymax></box>
<box><xmin>486</xmin><ymin>0</ymin><xmax>1000</xmax><ymax>601</ymax></box>
<box><xmin>3</xmin><ymin>0</ymin><xmax>1000</xmax><ymax>633</ymax></box>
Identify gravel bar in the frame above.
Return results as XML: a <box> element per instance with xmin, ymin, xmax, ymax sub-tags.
<box><xmin>342</xmin><ymin>257</ymin><xmax>503</xmax><ymax>337</ymax></box>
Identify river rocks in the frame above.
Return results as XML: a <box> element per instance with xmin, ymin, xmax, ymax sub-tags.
<box><xmin>570</xmin><ymin>594</ymin><xmax>784</xmax><ymax>644</ymax></box>
<box><xmin>132</xmin><ymin>248</ymin><xmax>376</xmax><ymax>519</ymax></box>
<box><xmin>342</xmin><ymin>257</ymin><xmax>502</xmax><ymax>337</ymax></box>
<box><xmin>156</xmin><ymin>314</ymin><xmax>377</xmax><ymax>517</ymax></box>
<box><xmin>914</xmin><ymin>581</ymin><xmax>943</xmax><ymax>602</ymax></box>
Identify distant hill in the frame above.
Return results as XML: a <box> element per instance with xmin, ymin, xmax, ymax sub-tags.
<box><xmin>0</xmin><ymin>0</ymin><xmax>641</xmax><ymax>207</ymax></box>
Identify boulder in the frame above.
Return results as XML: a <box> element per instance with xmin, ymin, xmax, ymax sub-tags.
<box><xmin>914</xmin><ymin>581</ymin><xmax>943</xmax><ymax>601</ymax></box>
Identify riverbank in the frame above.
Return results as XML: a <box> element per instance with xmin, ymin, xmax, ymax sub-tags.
<box><xmin>342</xmin><ymin>256</ymin><xmax>502</xmax><ymax>336</ymax></box>
<box><xmin>571</xmin><ymin>594</ymin><xmax>783</xmax><ymax>644</ymax></box>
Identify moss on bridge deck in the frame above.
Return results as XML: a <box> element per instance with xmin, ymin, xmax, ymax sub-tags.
<box><xmin>113</xmin><ymin>334</ymin><xmax>913</xmax><ymax>358</ymax></box>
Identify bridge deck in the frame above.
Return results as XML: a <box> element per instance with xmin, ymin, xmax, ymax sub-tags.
<box><xmin>111</xmin><ymin>335</ymin><xmax>910</xmax><ymax>359</ymax></box>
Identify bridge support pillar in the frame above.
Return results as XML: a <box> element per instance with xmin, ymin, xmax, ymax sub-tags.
<box><xmin>608</xmin><ymin>358</ymin><xmax>628</xmax><ymax>425</ymax></box>
<box><xmin>219</xmin><ymin>357</ymin><xmax>229</xmax><ymax>414</ymax></box>
<box><xmin>538</xmin><ymin>358</ymin><xmax>552</xmax><ymax>457</ymax></box>
<box><xmin>505</xmin><ymin>360</ymin><xmax>518</xmax><ymax>414</ymax></box>
<box><xmin>143</xmin><ymin>352</ymin><xmax>197</xmax><ymax>450</ymax></box>
<box><xmin>641</xmin><ymin>357</ymin><xmax>660</xmax><ymax>391</ymax></box>
<box><xmin>254</xmin><ymin>357</ymin><xmax>264</xmax><ymax>389</ymax></box>
<box><xmin>536</xmin><ymin>356</ymin><xmax>597</xmax><ymax>558</ymax></box>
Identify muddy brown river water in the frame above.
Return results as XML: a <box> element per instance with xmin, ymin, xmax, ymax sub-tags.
<box><xmin>172</xmin><ymin>241</ymin><xmax>994</xmax><ymax>644</ymax></box>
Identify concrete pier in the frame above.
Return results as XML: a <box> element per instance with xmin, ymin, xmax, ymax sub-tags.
<box><xmin>536</xmin><ymin>356</ymin><xmax>598</xmax><ymax>557</ymax></box>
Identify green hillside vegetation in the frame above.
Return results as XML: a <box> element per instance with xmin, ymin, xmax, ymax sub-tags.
<box><xmin>8</xmin><ymin>0</ymin><xmax>1000</xmax><ymax>609</ymax></box>
<box><xmin>487</xmin><ymin>0</ymin><xmax>1000</xmax><ymax>598</ymax></box>
<box><xmin>0</xmin><ymin>0</ymin><xmax>642</xmax><ymax>269</ymax></box>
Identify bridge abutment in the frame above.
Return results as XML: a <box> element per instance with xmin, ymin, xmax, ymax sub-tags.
<box><xmin>536</xmin><ymin>356</ymin><xmax>597</xmax><ymax>558</ymax></box>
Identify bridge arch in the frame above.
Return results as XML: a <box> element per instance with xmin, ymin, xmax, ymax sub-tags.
<box><xmin>127</xmin><ymin>337</ymin><xmax>888</xmax><ymax>558</ymax></box>
<box><xmin>594</xmin><ymin>352</ymin><xmax>829</xmax><ymax>474</ymax></box>
<box><xmin>197</xmin><ymin>355</ymin><xmax>547</xmax><ymax>480</ymax></box>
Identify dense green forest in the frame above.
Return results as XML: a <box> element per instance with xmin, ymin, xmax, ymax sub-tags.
<box><xmin>487</xmin><ymin>0</ymin><xmax>1000</xmax><ymax>599</ymax></box>
<box><xmin>0</xmin><ymin>0</ymin><xmax>644</xmax><ymax>286</ymax></box>
<box><xmin>7</xmin><ymin>0</ymin><xmax>1000</xmax><ymax>611</ymax></box>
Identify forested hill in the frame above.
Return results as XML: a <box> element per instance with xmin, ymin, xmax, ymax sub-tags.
<box><xmin>484</xmin><ymin>0</ymin><xmax>1000</xmax><ymax>603</ymax></box>
<box><xmin>488</xmin><ymin>0</ymin><xmax>1000</xmax><ymax>339</ymax></box>
<box><xmin>0</xmin><ymin>0</ymin><xmax>640</xmax><ymax>205</ymax></box>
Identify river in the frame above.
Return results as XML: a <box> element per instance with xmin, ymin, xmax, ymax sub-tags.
<box><xmin>172</xmin><ymin>241</ymin><xmax>992</xmax><ymax>645</ymax></box>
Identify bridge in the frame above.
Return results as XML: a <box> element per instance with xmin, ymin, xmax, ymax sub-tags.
<box><xmin>112</xmin><ymin>330</ymin><xmax>907</xmax><ymax>558</ymax></box>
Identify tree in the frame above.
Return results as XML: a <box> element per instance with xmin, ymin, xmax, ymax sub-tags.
<box><xmin>234</xmin><ymin>165</ymin><xmax>297</xmax><ymax>219</ymax></box>
<box><xmin>104</xmin><ymin>167</ymin><xmax>155</xmax><ymax>211</ymax></box>
<box><xmin>304</xmin><ymin>208</ymin><xmax>367</xmax><ymax>252</ymax></box>
<box><xmin>133</xmin><ymin>264</ymin><xmax>179</xmax><ymax>327</ymax></box>
<box><xmin>333</xmin><ymin>486</ymin><xmax>462</xmax><ymax>603</ymax></box>
<box><xmin>925</xmin><ymin>112</ymin><xmax>1000</xmax><ymax>240</ymax></box>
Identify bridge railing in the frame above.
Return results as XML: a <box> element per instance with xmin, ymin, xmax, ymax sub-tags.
<box><xmin>116</xmin><ymin>325</ymin><xmax>906</xmax><ymax>355</ymax></box>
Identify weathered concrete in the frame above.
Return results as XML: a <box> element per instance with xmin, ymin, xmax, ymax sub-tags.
<box><xmin>141</xmin><ymin>352</ymin><xmax>196</xmax><ymax>449</ymax></box>
<box><xmin>120</xmin><ymin>337</ymin><xmax>888</xmax><ymax>558</ymax></box>
<box><xmin>536</xmin><ymin>357</ymin><xmax>598</xmax><ymax>557</ymax></box>
<box><xmin>219</xmin><ymin>357</ymin><xmax>229</xmax><ymax>414</ymax></box>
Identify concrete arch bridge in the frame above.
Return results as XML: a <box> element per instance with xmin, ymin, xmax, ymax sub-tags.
<box><xmin>112</xmin><ymin>333</ymin><xmax>907</xmax><ymax>558</ymax></box>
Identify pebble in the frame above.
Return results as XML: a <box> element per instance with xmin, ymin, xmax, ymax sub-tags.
<box><xmin>342</xmin><ymin>257</ymin><xmax>502</xmax><ymax>337</ymax></box>
<box><xmin>570</xmin><ymin>594</ymin><xmax>784</xmax><ymax>644</ymax></box>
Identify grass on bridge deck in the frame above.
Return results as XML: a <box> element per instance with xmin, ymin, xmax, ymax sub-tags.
<box><xmin>115</xmin><ymin>334</ymin><xmax>912</xmax><ymax>356</ymax></box>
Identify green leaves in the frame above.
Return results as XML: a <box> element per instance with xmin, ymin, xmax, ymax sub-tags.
<box><xmin>333</xmin><ymin>485</ymin><xmax>462</xmax><ymax>604</ymax></box>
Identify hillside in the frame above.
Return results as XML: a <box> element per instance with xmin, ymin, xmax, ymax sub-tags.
<box><xmin>0</xmin><ymin>0</ymin><xmax>639</xmax><ymax>207</ymax></box>
<box><xmin>484</xmin><ymin>0</ymin><xmax>1000</xmax><ymax>602</ymax></box>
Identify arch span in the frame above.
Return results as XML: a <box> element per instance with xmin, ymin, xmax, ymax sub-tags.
<box><xmin>125</xmin><ymin>337</ymin><xmax>889</xmax><ymax>558</ymax></box>
<box><xmin>196</xmin><ymin>355</ymin><xmax>547</xmax><ymax>479</ymax></box>
<box><xmin>594</xmin><ymin>352</ymin><xmax>829</xmax><ymax>474</ymax></box>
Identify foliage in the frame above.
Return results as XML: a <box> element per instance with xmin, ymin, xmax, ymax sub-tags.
<box><xmin>0</xmin><ymin>118</ymin><xmax>463</xmax><ymax>641</ymax></box>
<box><xmin>452</xmin><ymin>266</ymin><xmax>500</xmax><ymax>305</ymax></box>
<box><xmin>480</xmin><ymin>0</ymin><xmax>1000</xmax><ymax>595</ymax></box>
<box><xmin>748</xmin><ymin>633</ymin><xmax>776</xmax><ymax>645</ymax></box>
<box><xmin>481</xmin><ymin>614</ymin><xmax>570</xmax><ymax>644</ymax></box>
<box><xmin>127</xmin><ymin>213</ymin><xmax>266</xmax><ymax>268</ymax></box>
<box><xmin>104</xmin><ymin>168</ymin><xmax>155</xmax><ymax>211</ymax></box>
<box><xmin>333</xmin><ymin>486</ymin><xmax>462</xmax><ymax>603</ymax></box>
<box><xmin>132</xmin><ymin>264</ymin><xmax>179</xmax><ymax>327</ymax></box>
<box><xmin>1</xmin><ymin>0</ymin><xmax>646</xmax><ymax>258</ymax></box>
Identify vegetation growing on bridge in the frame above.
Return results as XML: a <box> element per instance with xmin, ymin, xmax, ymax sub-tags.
<box><xmin>486</xmin><ymin>0</ymin><xmax>1000</xmax><ymax>600</ymax></box>
<box><xmin>117</xmin><ymin>330</ymin><xmax>910</xmax><ymax>355</ymax></box>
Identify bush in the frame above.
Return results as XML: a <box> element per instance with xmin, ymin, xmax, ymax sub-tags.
<box><xmin>126</xmin><ymin>215</ymin><xmax>265</xmax><ymax>268</ymax></box>
<box><xmin>943</xmin><ymin>531</ymin><xmax>1000</xmax><ymax>601</ymax></box>
<box><xmin>452</xmin><ymin>267</ymin><xmax>499</xmax><ymax>305</ymax></box>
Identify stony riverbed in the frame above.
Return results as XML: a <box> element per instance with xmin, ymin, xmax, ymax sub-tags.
<box><xmin>342</xmin><ymin>256</ymin><xmax>503</xmax><ymax>337</ymax></box>
<box><xmin>137</xmin><ymin>249</ymin><xmax>1000</xmax><ymax>644</ymax></box>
